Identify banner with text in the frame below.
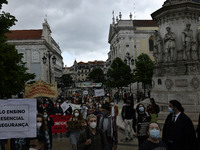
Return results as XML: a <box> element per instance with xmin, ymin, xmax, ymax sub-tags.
<box><xmin>94</xmin><ymin>89</ymin><xmax>105</xmax><ymax>97</ymax></box>
<box><xmin>50</xmin><ymin>115</ymin><xmax>72</xmax><ymax>133</ymax></box>
<box><xmin>0</xmin><ymin>99</ymin><xmax>37</xmax><ymax>139</ymax></box>
<box><xmin>25</xmin><ymin>79</ymin><xmax>58</xmax><ymax>98</ymax></box>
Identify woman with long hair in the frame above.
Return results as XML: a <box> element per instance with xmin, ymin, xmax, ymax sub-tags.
<box><xmin>67</xmin><ymin>109</ymin><xmax>87</xmax><ymax>150</ymax></box>
<box><xmin>37</xmin><ymin>113</ymin><xmax>51</xmax><ymax>150</ymax></box>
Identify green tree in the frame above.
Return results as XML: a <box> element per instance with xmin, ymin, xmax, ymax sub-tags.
<box><xmin>134</xmin><ymin>53</ymin><xmax>153</xmax><ymax>94</ymax></box>
<box><xmin>0</xmin><ymin>1</ymin><xmax>35</xmax><ymax>98</ymax></box>
<box><xmin>87</xmin><ymin>68</ymin><xmax>105</xmax><ymax>83</ymax></box>
<box><xmin>106</xmin><ymin>57</ymin><xmax>132</xmax><ymax>93</ymax></box>
<box><xmin>60</xmin><ymin>74</ymin><xmax>74</xmax><ymax>88</ymax></box>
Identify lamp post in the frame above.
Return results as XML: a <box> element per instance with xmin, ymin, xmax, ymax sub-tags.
<box><xmin>124</xmin><ymin>52</ymin><xmax>134</xmax><ymax>92</ymax></box>
<box><xmin>42</xmin><ymin>51</ymin><xmax>56</xmax><ymax>83</ymax></box>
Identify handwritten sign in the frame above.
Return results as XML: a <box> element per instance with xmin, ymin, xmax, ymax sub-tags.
<box><xmin>25</xmin><ymin>79</ymin><xmax>57</xmax><ymax>98</ymax></box>
<box><xmin>0</xmin><ymin>99</ymin><xmax>37</xmax><ymax>139</ymax></box>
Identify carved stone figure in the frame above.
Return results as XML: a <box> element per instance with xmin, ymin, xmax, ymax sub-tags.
<box><xmin>154</xmin><ymin>31</ymin><xmax>163</xmax><ymax>62</ymax></box>
<box><xmin>182</xmin><ymin>24</ymin><xmax>195</xmax><ymax>60</ymax></box>
<box><xmin>164</xmin><ymin>27</ymin><xmax>176</xmax><ymax>62</ymax></box>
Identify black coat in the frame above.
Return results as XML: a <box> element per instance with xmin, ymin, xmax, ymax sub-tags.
<box><xmin>162</xmin><ymin>112</ymin><xmax>196</xmax><ymax>150</ymax></box>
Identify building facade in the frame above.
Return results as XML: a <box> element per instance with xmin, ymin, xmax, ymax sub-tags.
<box><xmin>6</xmin><ymin>20</ymin><xmax>63</xmax><ymax>84</ymax></box>
<box><xmin>69</xmin><ymin>60</ymin><xmax>106</xmax><ymax>83</ymax></box>
<box><xmin>107</xmin><ymin>14</ymin><xmax>158</xmax><ymax>69</ymax></box>
<box><xmin>107</xmin><ymin>13</ymin><xmax>158</xmax><ymax>93</ymax></box>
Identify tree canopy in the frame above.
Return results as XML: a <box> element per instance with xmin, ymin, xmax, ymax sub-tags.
<box><xmin>87</xmin><ymin>68</ymin><xmax>105</xmax><ymax>83</ymax></box>
<box><xmin>0</xmin><ymin>0</ymin><xmax>35</xmax><ymax>98</ymax></box>
<box><xmin>106</xmin><ymin>57</ymin><xmax>132</xmax><ymax>91</ymax></box>
<box><xmin>134</xmin><ymin>53</ymin><xmax>153</xmax><ymax>87</ymax></box>
<box><xmin>60</xmin><ymin>74</ymin><xmax>74</xmax><ymax>88</ymax></box>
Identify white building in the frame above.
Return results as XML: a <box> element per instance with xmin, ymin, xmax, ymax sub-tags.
<box><xmin>6</xmin><ymin>20</ymin><xmax>63</xmax><ymax>83</ymax></box>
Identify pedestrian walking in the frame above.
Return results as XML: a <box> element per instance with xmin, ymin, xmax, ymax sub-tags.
<box><xmin>43</xmin><ymin>110</ymin><xmax>54</xmax><ymax>148</ymax></box>
<box><xmin>67</xmin><ymin>109</ymin><xmax>87</xmax><ymax>150</ymax></box>
<box><xmin>139</xmin><ymin>122</ymin><xmax>167</xmax><ymax>150</ymax></box>
<box><xmin>37</xmin><ymin>113</ymin><xmax>51</xmax><ymax>150</ymax></box>
<box><xmin>146</xmin><ymin>98</ymin><xmax>160</xmax><ymax>122</ymax></box>
<box><xmin>121</xmin><ymin>100</ymin><xmax>136</xmax><ymax>141</ymax></box>
<box><xmin>98</xmin><ymin>104</ymin><xmax>118</xmax><ymax>150</ymax></box>
<box><xmin>162</xmin><ymin>100</ymin><xmax>196</xmax><ymax>150</ymax></box>
<box><xmin>77</xmin><ymin>114</ymin><xmax>109</xmax><ymax>150</ymax></box>
<box><xmin>136</xmin><ymin>103</ymin><xmax>151</xmax><ymax>146</ymax></box>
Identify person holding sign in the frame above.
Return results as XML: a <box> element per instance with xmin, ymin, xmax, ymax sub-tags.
<box><xmin>136</xmin><ymin>103</ymin><xmax>151</xmax><ymax>146</ymax></box>
<box><xmin>139</xmin><ymin>123</ymin><xmax>167</xmax><ymax>150</ymax></box>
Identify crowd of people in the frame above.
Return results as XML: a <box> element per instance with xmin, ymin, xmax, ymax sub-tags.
<box><xmin>1</xmin><ymin>92</ymin><xmax>200</xmax><ymax>150</ymax></box>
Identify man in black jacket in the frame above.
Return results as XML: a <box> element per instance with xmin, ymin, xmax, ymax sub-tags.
<box><xmin>162</xmin><ymin>100</ymin><xmax>196</xmax><ymax>150</ymax></box>
<box><xmin>121</xmin><ymin>100</ymin><xmax>136</xmax><ymax>141</ymax></box>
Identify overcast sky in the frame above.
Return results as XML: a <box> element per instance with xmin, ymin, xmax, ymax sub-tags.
<box><xmin>2</xmin><ymin>0</ymin><xmax>164</xmax><ymax>67</ymax></box>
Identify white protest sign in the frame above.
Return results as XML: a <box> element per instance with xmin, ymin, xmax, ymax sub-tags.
<box><xmin>94</xmin><ymin>89</ymin><xmax>105</xmax><ymax>97</ymax></box>
<box><xmin>60</xmin><ymin>102</ymin><xmax>70</xmax><ymax>112</ymax></box>
<box><xmin>0</xmin><ymin>99</ymin><xmax>37</xmax><ymax>139</ymax></box>
<box><xmin>83</xmin><ymin>90</ymin><xmax>88</xmax><ymax>95</ymax></box>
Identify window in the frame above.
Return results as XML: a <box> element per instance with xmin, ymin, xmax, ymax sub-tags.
<box><xmin>149</xmin><ymin>36</ymin><xmax>154</xmax><ymax>51</ymax></box>
<box><xmin>126</xmin><ymin>44</ymin><xmax>129</xmax><ymax>47</ymax></box>
<box><xmin>158</xmin><ymin>79</ymin><xmax>162</xmax><ymax>85</ymax></box>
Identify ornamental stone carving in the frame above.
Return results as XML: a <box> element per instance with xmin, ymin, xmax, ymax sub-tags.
<box><xmin>154</xmin><ymin>31</ymin><xmax>163</xmax><ymax>63</ymax></box>
<box><xmin>190</xmin><ymin>77</ymin><xmax>199</xmax><ymax>89</ymax></box>
<box><xmin>164</xmin><ymin>27</ymin><xmax>176</xmax><ymax>62</ymax></box>
<box><xmin>165</xmin><ymin>79</ymin><xmax>173</xmax><ymax>89</ymax></box>
<box><xmin>182</xmin><ymin>24</ymin><xmax>195</xmax><ymax>60</ymax></box>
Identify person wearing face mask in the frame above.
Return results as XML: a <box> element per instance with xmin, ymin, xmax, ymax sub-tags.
<box><xmin>135</xmin><ymin>103</ymin><xmax>151</xmax><ymax>146</ymax></box>
<box><xmin>77</xmin><ymin>114</ymin><xmax>108</xmax><ymax>150</ymax></box>
<box><xmin>139</xmin><ymin>123</ymin><xmax>167</xmax><ymax>150</ymax></box>
<box><xmin>53</xmin><ymin>102</ymin><xmax>63</xmax><ymax>115</ymax></box>
<box><xmin>80</xmin><ymin>104</ymin><xmax>88</xmax><ymax>119</ymax></box>
<box><xmin>43</xmin><ymin>111</ymin><xmax>54</xmax><ymax>148</ymax></box>
<box><xmin>67</xmin><ymin>109</ymin><xmax>87</xmax><ymax>150</ymax></box>
<box><xmin>110</xmin><ymin>101</ymin><xmax>118</xmax><ymax>119</ymax></box>
<box><xmin>121</xmin><ymin>100</ymin><xmax>136</xmax><ymax>141</ymax></box>
<box><xmin>97</xmin><ymin>104</ymin><xmax>118</xmax><ymax>150</ymax></box>
<box><xmin>37</xmin><ymin>113</ymin><xmax>51</xmax><ymax>150</ymax></box>
<box><xmin>28</xmin><ymin>135</ymin><xmax>45</xmax><ymax>150</ymax></box>
<box><xmin>162</xmin><ymin>100</ymin><xmax>196</xmax><ymax>150</ymax></box>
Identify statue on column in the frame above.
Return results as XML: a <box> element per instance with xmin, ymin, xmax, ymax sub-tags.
<box><xmin>154</xmin><ymin>31</ymin><xmax>163</xmax><ymax>62</ymax></box>
<box><xmin>164</xmin><ymin>27</ymin><xmax>176</xmax><ymax>62</ymax></box>
<box><xmin>182</xmin><ymin>24</ymin><xmax>195</xmax><ymax>60</ymax></box>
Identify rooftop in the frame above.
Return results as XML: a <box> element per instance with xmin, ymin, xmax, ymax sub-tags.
<box><xmin>6</xmin><ymin>30</ymin><xmax>42</xmax><ymax>40</ymax></box>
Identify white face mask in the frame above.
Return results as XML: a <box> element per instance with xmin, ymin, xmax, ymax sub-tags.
<box><xmin>74</xmin><ymin>113</ymin><xmax>79</xmax><ymax>117</ymax></box>
<box><xmin>90</xmin><ymin>122</ymin><xmax>97</xmax><ymax>129</ymax></box>
<box><xmin>37</xmin><ymin>122</ymin><xmax>42</xmax><ymax>129</ymax></box>
<box><xmin>29</xmin><ymin>148</ymin><xmax>38</xmax><ymax>150</ymax></box>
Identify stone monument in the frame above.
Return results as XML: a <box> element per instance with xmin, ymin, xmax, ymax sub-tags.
<box><xmin>151</xmin><ymin>0</ymin><xmax>200</xmax><ymax>116</ymax></box>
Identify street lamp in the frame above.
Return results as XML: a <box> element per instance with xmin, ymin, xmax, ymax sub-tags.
<box><xmin>124</xmin><ymin>52</ymin><xmax>134</xmax><ymax>92</ymax></box>
<box><xmin>42</xmin><ymin>51</ymin><xmax>56</xmax><ymax>83</ymax></box>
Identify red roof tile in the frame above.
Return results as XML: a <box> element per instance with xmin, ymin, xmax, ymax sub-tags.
<box><xmin>133</xmin><ymin>20</ymin><xmax>157</xmax><ymax>27</ymax></box>
<box><xmin>6</xmin><ymin>30</ymin><xmax>42</xmax><ymax>40</ymax></box>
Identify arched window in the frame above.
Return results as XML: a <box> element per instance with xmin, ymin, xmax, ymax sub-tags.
<box><xmin>158</xmin><ymin>79</ymin><xmax>162</xmax><ymax>85</ymax></box>
<box><xmin>149</xmin><ymin>36</ymin><xmax>154</xmax><ymax>51</ymax></box>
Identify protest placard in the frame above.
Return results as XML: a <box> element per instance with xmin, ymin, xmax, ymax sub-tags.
<box><xmin>94</xmin><ymin>89</ymin><xmax>105</xmax><ymax>97</ymax></box>
<box><xmin>60</xmin><ymin>102</ymin><xmax>70</xmax><ymax>112</ymax></box>
<box><xmin>25</xmin><ymin>79</ymin><xmax>57</xmax><ymax>98</ymax></box>
<box><xmin>0</xmin><ymin>99</ymin><xmax>37</xmax><ymax>139</ymax></box>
